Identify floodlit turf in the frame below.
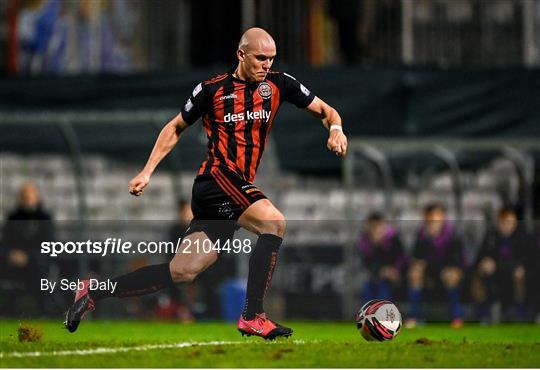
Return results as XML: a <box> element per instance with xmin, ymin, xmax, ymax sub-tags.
<box><xmin>0</xmin><ymin>320</ymin><xmax>538</xmax><ymax>367</ymax></box>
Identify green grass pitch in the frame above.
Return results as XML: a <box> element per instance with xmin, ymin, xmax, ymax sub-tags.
<box><xmin>1</xmin><ymin>320</ymin><xmax>539</xmax><ymax>367</ymax></box>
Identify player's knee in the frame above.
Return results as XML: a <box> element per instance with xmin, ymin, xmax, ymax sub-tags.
<box><xmin>169</xmin><ymin>263</ymin><xmax>199</xmax><ymax>283</ymax></box>
<box><xmin>259</xmin><ymin>212</ymin><xmax>286</xmax><ymax>237</ymax></box>
<box><xmin>272</xmin><ymin>217</ymin><xmax>287</xmax><ymax>237</ymax></box>
<box><xmin>170</xmin><ymin>268</ymin><xmax>197</xmax><ymax>283</ymax></box>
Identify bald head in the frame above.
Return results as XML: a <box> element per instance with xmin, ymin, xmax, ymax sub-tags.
<box><xmin>235</xmin><ymin>28</ymin><xmax>276</xmax><ymax>83</ymax></box>
<box><xmin>238</xmin><ymin>27</ymin><xmax>276</xmax><ymax>53</ymax></box>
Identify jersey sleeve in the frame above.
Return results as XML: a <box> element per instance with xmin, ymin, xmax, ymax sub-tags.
<box><xmin>180</xmin><ymin>82</ymin><xmax>208</xmax><ymax>125</ymax></box>
<box><xmin>281</xmin><ymin>72</ymin><xmax>315</xmax><ymax>108</ymax></box>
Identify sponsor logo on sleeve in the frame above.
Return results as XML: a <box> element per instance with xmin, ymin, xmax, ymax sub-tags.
<box><xmin>192</xmin><ymin>83</ymin><xmax>202</xmax><ymax>97</ymax></box>
<box><xmin>184</xmin><ymin>99</ymin><xmax>193</xmax><ymax>112</ymax></box>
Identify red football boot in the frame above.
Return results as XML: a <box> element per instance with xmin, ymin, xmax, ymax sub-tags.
<box><xmin>238</xmin><ymin>313</ymin><xmax>292</xmax><ymax>340</ymax></box>
<box><xmin>64</xmin><ymin>279</ymin><xmax>95</xmax><ymax>333</ymax></box>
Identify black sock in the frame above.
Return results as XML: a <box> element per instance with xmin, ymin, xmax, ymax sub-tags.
<box><xmin>242</xmin><ymin>233</ymin><xmax>282</xmax><ymax>320</ymax></box>
<box><xmin>91</xmin><ymin>263</ymin><xmax>174</xmax><ymax>301</ymax></box>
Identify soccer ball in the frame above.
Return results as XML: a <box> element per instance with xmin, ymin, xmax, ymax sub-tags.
<box><xmin>355</xmin><ymin>299</ymin><xmax>402</xmax><ymax>341</ymax></box>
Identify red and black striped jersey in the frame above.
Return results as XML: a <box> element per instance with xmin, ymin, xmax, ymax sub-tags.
<box><xmin>180</xmin><ymin>71</ymin><xmax>315</xmax><ymax>183</ymax></box>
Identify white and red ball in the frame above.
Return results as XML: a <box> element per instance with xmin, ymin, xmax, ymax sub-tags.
<box><xmin>355</xmin><ymin>299</ymin><xmax>402</xmax><ymax>341</ymax></box>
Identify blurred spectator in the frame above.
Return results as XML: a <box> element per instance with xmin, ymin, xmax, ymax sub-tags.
<box><xmin>72</xmin><ymin>0</ymin><xmax>139</xmax><ymax>73</ymax></box>
<box><xmin>9</xmin><ymin>0</ymin><xmax>140</xmax><ymax>75</ymax></box>
<box><xmin>472</xmin><ymin>207</ymin><xmax>533</xmax><ymax>322</ymax></box>
<box><xmin>407</xmin><ymin>204</ymin><xmax>465</xmax><ymax>328</ymax></box>
<box><xmin>357</xmin><ymin>212</ymin><xmax>407</xmax><ymax>302</ymax></box>
<box><xmin>15</xmin><ymin>0</ymin><xmax>61</xmax><ymax>74</ymax></box>
<box><xmin>0</xmin><ymin>182</ymin><xmax>54</xmax><ymax>315</ymax></box>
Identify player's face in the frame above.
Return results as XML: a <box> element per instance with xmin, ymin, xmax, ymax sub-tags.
<box><xmin>238</xmin><ymin>41</ymin><xmax>276</xmax><ymax>82</ymax></box>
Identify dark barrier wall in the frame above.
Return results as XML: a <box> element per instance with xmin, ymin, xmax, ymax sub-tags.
<box><xmin>1</xmin><ymin>66</ymin><xmax>539</xmax><ymax>173</ymax></box>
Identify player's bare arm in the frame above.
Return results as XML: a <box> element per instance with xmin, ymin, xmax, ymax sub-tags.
<box><xmin>305</xmin><ymin>96</ymin><xmax>348</xmax><ymax>157</ymax></box>
<box><xmin>128</xmin><ymin>114</ymin><xmax>188</xmax><ymax>196</ymax></box>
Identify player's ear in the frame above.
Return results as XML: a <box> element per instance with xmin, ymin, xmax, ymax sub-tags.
<box><xmin>237</xmin><ymin>49</ymin><xmax>245</xmax><ymax>62</ymax></box>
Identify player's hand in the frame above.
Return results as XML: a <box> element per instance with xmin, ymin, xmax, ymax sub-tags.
<box><xmin>327</xmin><ymin>129</ymin><xmax>347</xmax><ymax>157</ymax></box>
<box><xmin>128</xmin><ymin>171</ymin><xmax>151</xmax><ymax>196</ymax></box>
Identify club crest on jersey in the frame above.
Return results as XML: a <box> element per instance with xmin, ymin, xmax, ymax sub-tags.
<box><xmin>257</xmin><ymin>82</ymin><xmax>272</xmax><ymax>99</ymax></box>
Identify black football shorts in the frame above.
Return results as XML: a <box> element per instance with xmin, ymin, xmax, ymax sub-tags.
<box><xmin>185</xmin><ymin>167</ymin><xmax>267</xmax><ymax>243</ymax></box>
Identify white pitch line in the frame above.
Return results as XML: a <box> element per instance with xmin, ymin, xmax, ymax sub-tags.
<box><xmin>1</xmin><ymin>339</ymin><xmax>317</xmax><ymax>359</ymax></box>
<box><xmin>0</xmin><ymin>341</ymin><xmax>240</xmax><ymax>358</ymax></box>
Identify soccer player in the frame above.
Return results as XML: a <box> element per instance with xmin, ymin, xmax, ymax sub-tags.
<box><xmin>406</xmin><ymin>204</ymin><xmax>465</xmax><ymax>328</ymax></box>
<box><xmin>64</xmin><ymin>27</ymin><xmax>348</xmax><ymax>339</ymax></box>
<box><xmin>357</xmin><ymin>212</ymin><xmax>407</xmax><ymax>302</ymax></box>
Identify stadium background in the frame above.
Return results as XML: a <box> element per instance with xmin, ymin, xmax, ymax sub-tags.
<box><xmin>1</xmin><ymin>0</ymin><xmax>539</xmax><ymax>325</ymax></box>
